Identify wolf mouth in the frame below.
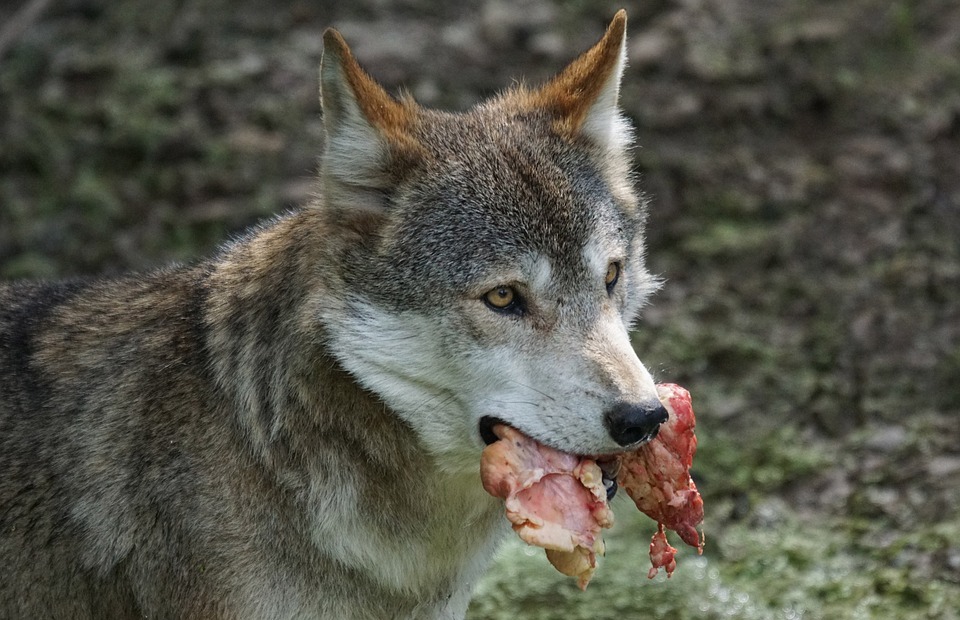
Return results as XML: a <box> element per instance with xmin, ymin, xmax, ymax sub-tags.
<box><xmin>478</xmin><ymin>415</ymin><xmax>619</xmax><ymax>500</ymax></box>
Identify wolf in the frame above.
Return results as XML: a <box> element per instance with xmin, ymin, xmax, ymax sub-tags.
<box><xmin>0</xmin><ymin>9</ymin><xmax>669</xmax><ymax>619</ymax></box>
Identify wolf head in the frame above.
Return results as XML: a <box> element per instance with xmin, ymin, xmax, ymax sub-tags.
<box><xmin>317</xmin><ymin>11</ymin><xmax>664</xmax><ymax>472</ymax></box>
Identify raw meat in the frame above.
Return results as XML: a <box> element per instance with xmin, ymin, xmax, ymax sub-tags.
<box><xmin>479</xmin><ymin>424</ymin><xmax>614</xmax><ymax>589</ymax></box>
<box><xmin>619</xmin><ymin>383</ymin><xmax>705</xmax><ymax>577</ymax></box>
<box><xmin>479</xmin><ymin>383</ymin><xmax>704</xmax><ymax>585</ymax></box>
<box><xmin>647</xmin><ymin>524</ymin><xmax>677</xmax><ymax>579</ymax></box>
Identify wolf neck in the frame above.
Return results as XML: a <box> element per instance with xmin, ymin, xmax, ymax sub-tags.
<box><xmin>202</xmin><ymin>209</ymin><xmax>505</xmax><ymax>602</ymax></box>
<box><xmin>204</xmin><ymin>208</ymin><xmax>433</xmax><ymax>477</ymax></box>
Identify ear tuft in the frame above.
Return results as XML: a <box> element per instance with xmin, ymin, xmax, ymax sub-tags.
<box><xmin>522</xmin><ymin>10</ymin><xmax>631</xmax><ymax>150</ymax></box>
<box><xmin>320</xmin><ymin>29</ymin><xmax>415</xmax><ymax>143</ymax></box>
<box><xmin>319</xmin><ymin>28</ymin><xmax>420</xmax><ymax>213</ymax></box>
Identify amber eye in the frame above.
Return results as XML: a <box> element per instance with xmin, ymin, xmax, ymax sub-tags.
<box><xmin>605</xmin><ymin>262</ymin><xmax>621</xmax><ymax>291</ymax></box>
<box><xmin>484</xmin><ymin>286</ymin><xmax>516</xmax><ymax>310</ymax></box>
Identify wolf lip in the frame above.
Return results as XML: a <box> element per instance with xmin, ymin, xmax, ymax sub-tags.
<box><xmin>597</xmin><ymin>457</ymin><xmax>621</xmax><ymax>501</ymax></box>
<box><xmin>596</xmin><ymin>456</ymin><xmax>621</xmax><ymax>480</ymax></box>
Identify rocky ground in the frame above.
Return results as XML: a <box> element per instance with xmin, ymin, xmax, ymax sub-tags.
<box><xmin>1</xmin><ymin>0</ymin><xmax>958</xmax><ymax>617</ymax></box>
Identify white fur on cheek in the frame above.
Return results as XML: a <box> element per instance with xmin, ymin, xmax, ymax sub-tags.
<box><xmin>321</xmin><ymin>298</ymin><xmax>484</xmax><ymax>472</ymax></box>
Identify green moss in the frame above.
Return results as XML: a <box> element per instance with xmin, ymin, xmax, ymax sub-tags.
<box><xmin>469</xmin><ymin>503</ymin><xmax>767</xmax><ymax>620</ymax></box>
<box><xmin>472</xmin><ymin>511</ymin><xmax>960</xmax><ymax>620</ymax></box>
<box><xmin>698</xmin><ymin>425</ymin><xmax>832</xmax><ymax>499</ymax></box>
<box><xmin>681</xmin><ymin>221</ymin><xmax>775</xmax><ymax>262</ymax></box>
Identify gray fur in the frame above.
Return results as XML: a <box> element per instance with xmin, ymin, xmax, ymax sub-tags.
<box><xmin>1</xmin><ymin>12</ymin><xmax>660</xmax><ymax>619</ymax></box>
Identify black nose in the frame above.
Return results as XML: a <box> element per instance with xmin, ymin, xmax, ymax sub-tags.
<box><xmin>604</xmin><ymin>401</ymin><xmax>669</xmax><ymax>447</ymax></box>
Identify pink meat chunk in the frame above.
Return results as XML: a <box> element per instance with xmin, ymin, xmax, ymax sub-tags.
<box><xmin>480</xmin><ymin>424</ymin><xmax>613</xmax><ymax>589</ymax></box>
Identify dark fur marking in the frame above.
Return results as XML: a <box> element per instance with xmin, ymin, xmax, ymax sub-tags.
<box><xmin>0</xmin><ymin>280</ymin><xmax>89</xmax><ymax>403</ymax></box>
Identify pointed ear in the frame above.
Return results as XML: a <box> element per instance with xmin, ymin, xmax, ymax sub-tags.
<box><xmin>527</xmin><ymin>10</ymin><xmax>631</xmax><ymax>149</ymax></box>
<box><xmin>319</xmin><ymin>29</ymin><xmax>419</xmax><ymax>212</ymax></box>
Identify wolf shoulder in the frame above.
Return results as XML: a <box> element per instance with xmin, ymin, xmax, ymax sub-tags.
<box><xmin>0</xmin><ymin>265</ymin><xmax>216</xmax><ymax>470</ymax></box>
<box><xmin>0</xmin><ymin>266</ymin><xmax>232</xmax><ymax>615</ymax></box>
<box><xmin>0</xmin><ymin>268</ymin><xmax>212</xmax><ymax>406</ymax></box>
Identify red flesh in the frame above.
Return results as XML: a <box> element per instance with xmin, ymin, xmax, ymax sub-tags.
<box><xmin>619</xmin><ymin>383</ymin><xmax>705</xmax><ymax>577</ymax></box>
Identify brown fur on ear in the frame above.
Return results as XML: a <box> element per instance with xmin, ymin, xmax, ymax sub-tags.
<box><xmin>321</xmin><ymin>28</ymin><xmax>417</xmax><ymax>144</ymax></box>
<box><xmin>518</xmin><ymin>10</ymin><xmax>628</xmax><ymax>138</ymax></box>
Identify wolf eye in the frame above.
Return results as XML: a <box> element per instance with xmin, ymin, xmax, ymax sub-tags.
<box><xmin>605</xmin><ymin>262</ymin><xmax>621</xmax><ymax>292</ymax></box>
<box><xmin>483</xmin><ymin>286</ymin><xmax>520</xmax><ymax>313</ymax></box>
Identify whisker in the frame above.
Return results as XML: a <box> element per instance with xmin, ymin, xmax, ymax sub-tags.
<box><xmin>407</xmin><ymin>391</ymin><xmax>458</xmax><ymax>418</ymax></box>
<box><xmin>503</xmin><ymin>379</ymin><xmax>557</xmax><ymax>402</ymax></box>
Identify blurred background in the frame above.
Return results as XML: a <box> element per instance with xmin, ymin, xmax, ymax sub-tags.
<box><xmin>1</xmin><ymin>0</ymin><xmax>958</xmax><ymax>617</ymax></box>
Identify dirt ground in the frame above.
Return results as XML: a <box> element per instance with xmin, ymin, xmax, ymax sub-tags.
<box><xmin>1</xmin><ymin>0</ymin><xmax>958</xmax><ymax>617</ymax></box>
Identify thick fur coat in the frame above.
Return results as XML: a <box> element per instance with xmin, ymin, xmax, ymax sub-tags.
<box><xmin>0</xmin><ymin>11</ymin><xmax>663</xmax><ymax>619</ymax></box>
